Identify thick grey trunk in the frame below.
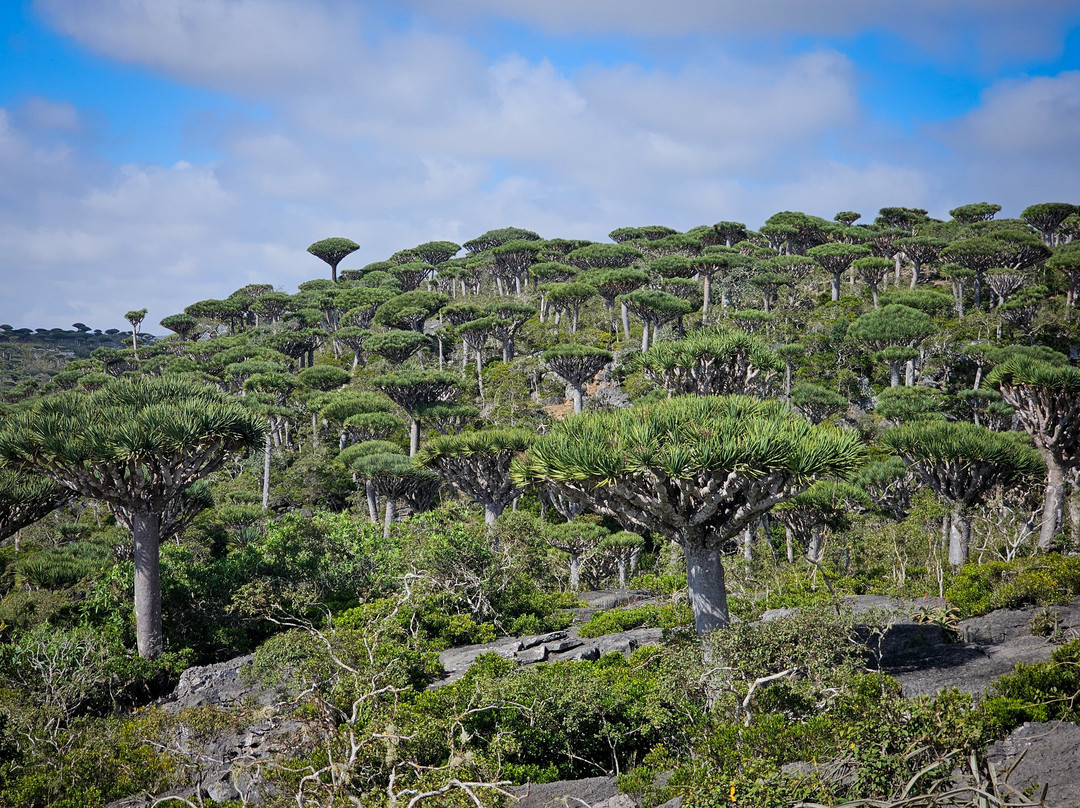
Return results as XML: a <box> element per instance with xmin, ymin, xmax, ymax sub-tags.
<box><xmin>1040</xmin><ymin>457</ymin><xmax>1066</xmax><ymax>551</ymax></box>
<box><xmin>484</xmin><ymin>502</ymin><xmax>503</xmax><ymax>526</ymax></box>
<box><xmin>366</xmin><ymin>481</ymin><xmax>379</xmax><ymax>524</ymax></box>
<box><xmin>569</xmin><ymin>552</ymin><xmax>581</xmax><ymax>590</ymax></box>
<box><xmin>831</xmin><ymin>272</ymin><xmax>842</xmax><ymax>302</ymax></box>
<box><xmin>383</xmin><ymin>498</ymin><xmax>396</xmax><ymax>540</ymax></box>
<box><xmin>617</xmin><ymin>556</ymin><xmax>627</xmax><ymax>589</ymax></box>
<box><xmin>621</xmin><ymin>303</ymin><xmax>631</xmax><ymax>341</ymax></box>
<box><xmin>889</xmin><ymin>363</ymin><xmax>901</xmax><ymax>387</ymax></box>
<box><xmin>785</xmin><ymin>527</ymin><xmax>795</xmax><ymax>563</ymax></box>
<box><xmin>640</xmin><ymin>321</ymin><xmax>651</xmax><ymax>352</ymax></box>
<box><xmin>806</xmin><ymin>528</ymin><xmax>823</xmax><ymax>564</ymax></box>
<box><xmin>905</xmin><ymin>359</ymin><xmax>915</xmax><ymax>386</ymax></box>
<box><xmin>262</xmin><ymin>428</ymin><xmax>271</xmax><ymax>510</ymax></box>
<box><xmin>570</xmin><ymin>383</ymin><xmax>584</xmax><ymax>415</ymax></box>
<box><xmin>685</xmin><ymin>542</ymin><xmax>730</xmax><ymax>635</ymax></box>
<box><xmin>948</xmin><ymin>509</ymin><xmax>969</xmax><ymax>567</ymax></box>
<box><xmin>1068</xmin><ymin>479</ymin><xmax>1080</xmax><ymax>550</ymax></box>
<box><xmin>702</xmin><ymin>275</ymin><xmax>712</xmax><ymax>315</ymax></box>
<box><xmin>475</xmin><ymin>349</ymin><xmax>485</xmax><ymax>399</ymax></box>
<box><xmin>409</xmin><ymin>419</ymin><xmax>421</xmax><ymax>457</ymax></box>
<box><xmin>743</xmin><ymin>525</ymin><xmax>753</xmax><ymax>561</ymax></box>
<box><xmin>132</xmin><ymin>511</ymin><xmax>163</xmax><ymax>658</ymax></box>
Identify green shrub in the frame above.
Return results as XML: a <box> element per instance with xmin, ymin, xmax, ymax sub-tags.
<box><xmin>946</xmin><ymin>554</ymin><xmax>1080</xmax><ymax>617</ymax></box>
<box><xmin>416</xmin><ymin>645</ymin><xmax>701</xmax><ymax>783</ymax></box>
<box><xmin>705</xmin><ymin>607</ymin><xmax>869</xmax><ymax>724</ymax></box>
<box><xmin>14</xmin><ymin>542</ymin><xmax>112</xmax><ymax>590</ymax></box>
<box><xmin>578</xmin><ymin>603</ymin><xmax>693</xmax><ymax>638</ymax></box>
<box><xmin>0</xmin><ymin>706</ymin><xmax>178</xmax><ymax>807</ymax></box>
<box><xmin>984</xmin><ymin>638</ymin><xmax>1080</xmax><ymax>730</ymax></box>
<box><xmin>630</xmin><ymin>572</ymin><xmax>687</xmax><ymax>597</ymax></box>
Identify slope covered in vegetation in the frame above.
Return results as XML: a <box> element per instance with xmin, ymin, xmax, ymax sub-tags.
<box><xmin>3</xmin><ymin>203</ymin><xmax>1080</xmax><ymax>807</ymax></box>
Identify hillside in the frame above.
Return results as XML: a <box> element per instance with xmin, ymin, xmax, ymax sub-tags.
<box><xmin>2</xmin><ymin>204</ymin><xmax>1080</xmax><ymax>807</ymax></box>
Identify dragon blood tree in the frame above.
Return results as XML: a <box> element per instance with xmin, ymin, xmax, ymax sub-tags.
<box><xmin>0</xmin><ymin>375</ymin><xmax>264</xmax><ymax>657</ymax></box>
<box><xmin>512</xmin><ymin>395</ymin><xmax>864</xmax><ymax>634</ymax></box>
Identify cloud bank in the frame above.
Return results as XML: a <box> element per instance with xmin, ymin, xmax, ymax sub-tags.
<box><xmin>1</xmin><ymin>0</ymin><xmax>1076</xmax><ymax>328</ymax></box>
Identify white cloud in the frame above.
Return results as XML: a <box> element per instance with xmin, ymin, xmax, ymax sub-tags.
<box><xmin>409</xmin><ymin>0</ymin><xmax>1080</xmax><ymax>65</ymax></box>
<box><xmin>930</xmin><ymin>71</ymin><xmax>1080</xmax><ymax>211</ymax></box>
<box><xmin>35</xmin><ymin>0</ymin><xmax>363</xmax><ymax>95</ymax></box>
<box><xmin>946</xmin><ymin>71</ymin><xmax>1080</xmax><ymax>153</ymax></box>
<box><xmin>8</xmin><ymin>0</ymin><xmax>1079</xmax><ymax>332</ymax></box>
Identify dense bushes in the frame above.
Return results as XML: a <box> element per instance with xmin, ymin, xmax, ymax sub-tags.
<box><xmin>946</xmin><ymin>554</ymin><xmax>1080</xmax><ymax>616</ymax></box>
<box><xmin>984</xmin><ymin>638</ymin><xmax>1080</xmax><ymax>728</ymax></box>
<box><xmin>577</xmin><ymin>602</ymin><xmax>693</xmax><ymax>638</ymax></box>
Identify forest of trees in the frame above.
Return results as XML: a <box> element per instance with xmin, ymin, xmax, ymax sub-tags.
<box><xmin>2</xmin><ymin>203</ymin><xmax>1080</xmax><ymax>807</ymax></box>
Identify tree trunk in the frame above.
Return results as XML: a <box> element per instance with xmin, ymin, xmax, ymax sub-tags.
<box><xmin>948</xmin><ymin>508</ymin><xmax>969</xmax><ymax>567</ymax></box>
<box><xmin>484</xmin><ymin>501</ymin><xmax>503</xmax><ymax>526</ymax></box>
<box><xmin>383</xmin><ymin>498</ymin><xmax>396</xmax><ymax>540</ymax></box>
<box><xmin>262</xmin><ymin>428</ymin><xmax>272</xmax><ymax>510</ymax></box>
<box><xmin>132</xmin><ymin>511</ymin><xmax>163</xmax><ymax>658</ymax></box>
<box><xmin>831</xmin><ymin>272</ymin><xmax>842</xmax><ymax>302</ymax></box>
<box><xmin>570</xmin><ymin>383</ymin><xmax>584</xmax><ymax>415</ymax></box>
<box><xmin>475</xmin><ymin>349</ymin><xmax>485</xmax><ymax>400</ymax></box>
<box><xmin>702</xmin><ymin>275</ymin><xmax>712</xmax><ymax>316</ymax></box>
<box><xmin>569</xmin><ymin>552</ymin><xmax>581</xmax><ymax>590</ymax></box>
<box><xmin>1040</xmin><ymin>455</ymin><xmax>1066</xmax><ymax>551</ymax></box>
<box><xmin>1068</xmin><ymin>477</ymin><xmax>1080</xmax><ymax>551</ymax></box>
<box><xmin>889</xmin><ymin>363</ymin><xmax>901</xmax><ymax>387</ymax></box>
<box><xmin>785</xmin><ymin>527</ymin><xmax>795</xmax><ymax>564</ymax></box>
<box><xmin>409</xmin><ymin>419</ymin><xmax>421</xmax><ymax>457</ymax></box>
<box><xmin>617</xmin><ymin>555</ymin><xmax>627</xmax><ymax>589</ymax></box>
<box><xmin>684</xmin><ymin>541</ymin><xmax>730</xmax><ymax>634</ymax></box>
<box><xmin>366</xmin><ymin>481</ymin><xmax>379</xmax><ymax>524</ymax></box>
<box><xmin>621</xmin><ymin>302</ymin><xmax>631</xmax><ymax>342</ymax></box>
<box><xmin>806</xmin><ymin>527</ymin><xmax>823</xmax><ymax>564</ymax></box>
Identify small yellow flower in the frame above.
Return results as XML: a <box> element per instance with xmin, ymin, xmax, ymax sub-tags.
<box><xmin>729</xmin><ymin>783</ymin><xmax>737</xmax><ymax>803</ymax></box>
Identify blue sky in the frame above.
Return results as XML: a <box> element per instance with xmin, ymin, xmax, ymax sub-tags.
<box><xmin>2</xmin><ymin>0</ymin><xmax>1079</xmax><ymax>329</ymax></box>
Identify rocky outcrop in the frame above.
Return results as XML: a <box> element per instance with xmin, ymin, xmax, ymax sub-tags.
<box><xmin>107</xmin><ymin>655</ymin><xmax>312</xmax><ymax>808</ymax></box>
<box><xmin>110</xmin><ymin>593</ymin><xmax>1080</xmax><ymax>808</ymax></box>
<box><xmin>960</xmin><ymin>600</ymin><xmax>1080</xmax><ymax>645</ymax></box>
<box><xmin>433</xmin><ymin>626</ymin><xmax>665</xmax><ymax>687</ymax></box>
<box><xmin>987</xmin><ymin>721</ymin><xmax>1080</xmax><ymax>808</ymax></box>
<box><xmin>510</xmin><ymin>776</ymin><xmax>634</xmax><ymax>808</ymax></box>
<box><xmin>882</xmin><ymin>600</ymin><xmax>1080</xmax><ymax>698</ymax></box>
<box><xmin>158</xmin><ymin>653</ymin><xmax>279</xmax><ymax>714</ymax></box>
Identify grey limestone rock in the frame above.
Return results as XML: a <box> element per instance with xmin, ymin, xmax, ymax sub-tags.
<box><xmin>510</xmin><ymin>776</ymin><xmax>630</xmax><ymax>808</ymax></box>
<box><xmin>986</xmin><ymin>721</ymin><xmax>1080</xmax><ymax>808</ymax></box>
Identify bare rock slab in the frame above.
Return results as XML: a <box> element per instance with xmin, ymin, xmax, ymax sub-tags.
<box><xmin>987</xmin><ymin>721</ymin><xmax>1080</xmax><ymax>808</ymax></box>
